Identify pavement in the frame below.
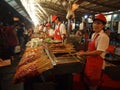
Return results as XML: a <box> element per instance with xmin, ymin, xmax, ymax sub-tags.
<box><xmin>0</xmin><ymin>53</ymin><xmax>24</xmax><ymax>90</ymax></box>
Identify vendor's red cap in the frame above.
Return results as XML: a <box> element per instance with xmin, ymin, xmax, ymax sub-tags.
<box><xmin>52</xmin><ymin>15</ymin><xmax>58</xmax><ymax>22</ymax></box>
<box><xmin>94</xmin><ymin>13</ymin><xmax>107</xmax><ymax>24</ymax></box>
<box><xmin>46</xmin><ymin>23</ymin><xmax>51</xmax><ymax>27</ymax></box>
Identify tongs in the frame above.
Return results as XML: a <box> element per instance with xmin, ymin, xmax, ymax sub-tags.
<box><xmin>69</xmin><ymin>52</ymin><xmax>83</xmax><ymax>60</ymax></box>
<box><xmin>69</xmin><ymin>52</ymin><xmax>77</xmax><ymax>55</ymax></box>
<box><xmin>62</xmin><ymin>39</ymin><xmax>65</xmax><ymax>44</ymax></box>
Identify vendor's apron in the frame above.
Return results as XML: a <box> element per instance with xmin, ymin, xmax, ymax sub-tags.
<box><xmin>84</xmin><ymin>34</ymin><xmax>103</xmax><ymax>86</ymax></box>
<box><xmin>54</xmin><ymin>24</ymin><xmax>62</xmax><ymax>41</ymax></box>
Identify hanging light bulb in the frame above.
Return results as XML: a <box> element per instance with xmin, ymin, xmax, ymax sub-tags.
<box><xmin>62</xmin><ymin>0</ymin><xmax>67</xmax><ymax>7</ymax></box>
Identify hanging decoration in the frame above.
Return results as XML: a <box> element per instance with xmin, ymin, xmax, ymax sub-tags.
<box><xmin>63</xmin><ymin>0</ymin><xmax>79</xmax><ymax>19</ymax></box>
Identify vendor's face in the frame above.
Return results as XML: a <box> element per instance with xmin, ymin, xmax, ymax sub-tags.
<box><xmin>46</xmin><ymin>26</ymin><xmax>50</xmax><ymax>29</ymax></box>
<box><xmin>92</xmin><ymin>20</ymin><xmax>104</xmax><ymax>33</ymax></box>
<box><xmin>54</xmin><ymin>18</ymin><xmax>59</xmax><ymax>24</ymax></box>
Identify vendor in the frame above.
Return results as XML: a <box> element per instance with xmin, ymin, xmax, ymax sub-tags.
<box><xmin>45</xmin><ymin>23</ymin><xmax>54</xmax><ymax>39</ymax></box>
<box><xmin>52</xmin><ymin>16</ymin><xmax>72</xmax><ymax>90</ymax></box>
<box><xmin>77</xmin><ymin>13</ymin><xmax>109</xmax><ymax>90</ymax></box>
<box><xmin>52</xmin><ymin>15</ymin><xmax>67</xmax><ymax>41</ymax></box>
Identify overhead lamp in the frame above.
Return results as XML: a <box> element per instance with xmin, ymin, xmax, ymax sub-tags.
<box><xmin>62</xmin><ymin>0</ymin><xmax>67</xmax><ymax>7</ymax></box>
<box><xmin>13</xmin><ymin>17</ymin><xmax>19</xmax><ymax>21</ymax></box>
<box><xmin>84</xmin><ymin>15</ymin><xmax>88</xmax><ymax>19</ymax></box>
<box><xmin>113</xmin><ymin>14</ymin><xmax>117</xmax><ymax>17</ymax></box>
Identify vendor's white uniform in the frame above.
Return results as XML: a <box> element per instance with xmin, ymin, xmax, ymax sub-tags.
<box><xmin>91</xmin><ymin>30</ymin><xmax>109</xmax><ymax>59</ymax></box>
<box><xmin>84</xmin><ymin>29</ymin><xmax>109</xmax><ymax>87</ymax></box>
<box><xmin>48</xmin><ymin>28</ymin><xmax>54</xmax><ymax>37</ymax></box>
<box><xmin>90</xmin><ymin>30</ymin><xmax>109</xmax><ymax>74</ymax></box>
<box><xmin>53</xmin><ymin>22</ymin><xmax>66</xmax><ymax>41</ymax></box>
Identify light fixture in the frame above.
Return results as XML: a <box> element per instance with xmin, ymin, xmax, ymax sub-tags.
<box><xmin>62</xmin><ymin>0</ymin><xmax>67</xmax><ymax>7</ymax></box>
<box><xmin>84</xmin><ymin>15</ymin><xmax>88</xmax><ymax>19</ymax></box>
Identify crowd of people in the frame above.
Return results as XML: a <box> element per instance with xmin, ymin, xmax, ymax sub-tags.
<box><xmin>0</xmin><ymin>22</ymin><xmax>33</xmax><ymax>60</ymax></box>
<box><xmin>34</xmin><ymin>15</ymin><xmax>67</xmax><ymax>42</ymax></box>
<box><xmin>0</xmin><ymin>14</ymin><xmax>70</xmax><ymax>61</ymax></box>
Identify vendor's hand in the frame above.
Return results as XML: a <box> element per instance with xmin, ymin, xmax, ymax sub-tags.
<box><xmin>62</xmin><ymin>34</ymin><xmax>66</xmax><ymax>40</ymax></box>
<box><xmin>76</xmin><ymin>51</ymin><xmax>85</xmax><ymax>56</ymax></box>
<box><xmin>0</xmin><ymin>58</ymin><xmax>3</xmax><ymax>62</ymax></box>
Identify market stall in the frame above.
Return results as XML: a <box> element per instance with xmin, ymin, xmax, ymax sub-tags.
<box><xmin>13</xmin><ymin>36</ymin><xmax>85</xmax><ymax>90</ymax></box>
<box><xmin>13</xmin><ymin>33</ymin><xmax>120</xmax><ymax>89</ymax></box>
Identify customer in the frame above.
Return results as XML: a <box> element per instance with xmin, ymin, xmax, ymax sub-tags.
<box><xmin>28</xmin><ymin>27</ymin><xmax>34</xmax><ymax>40</ymax></box>
<box><xmin>77</xmin><ymin>13</ymin><xmax>109</xmax><ymax>90</ymax></box>
<box><xmin>16</xmin><ymin>24</ymin><xmax>25</xmax><ymax>50</ymax></box>
<box><xmin>52</xmin><ymin>15</ymin><xmax>67</xmax><ymax>42</ymax></box>
<box><xmin>0</xmin><ymin>26</ymin><xmax>8</xmax><ymax>59</ymax></box>
<box><xmin>5</xmin><ymin>24</ymin><xmax>19</xmax><ymax>60</ymax></box>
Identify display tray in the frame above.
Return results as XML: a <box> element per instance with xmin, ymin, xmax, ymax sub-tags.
<box><xmin>45</xmin><ymin>43</ymin><xmax>84</xmax><ymax>65</ymax></box>
<box><xmin>54</xmin><ymin>53</ymin><xmax>74</xmax><ymax>57</ymax></box>
<box><xmin>53</xmin><ymin>52</ymin><xmax>80</xmax><ymax>64</ymax></box>
<box><xmin>55</xmin><ymin>58</ymin><xmax>79</xmax><ymax>64</ymax></box>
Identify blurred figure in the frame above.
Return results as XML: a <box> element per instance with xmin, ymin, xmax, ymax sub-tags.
<box><xmin>75</xmin><ymin>29</ymin><xmax>83</xmax><ymax>37</ymax></box>
<box><xmin>0</xmin><ymin>25</ymin><xmax>8</xmax><ymax>59</ymax></box>
<box><xmin>5</xmin><ymin>24</ymin><xmax>19</xmax><ymax>59</ymax></box>
<box><xmin>28</xmin><ymin>27</ymin><xmax>34</xmax><ymax>40</ymax></box>
<box><xmin>16</xmin><ymin>24</ymin><xmax>25</xmax><ymax>49</ymax></box>
<box><xmin>45</xmin><ymin>23</ymin><xmax>54</xmax><ymax>38</ymax></box>
<box><xmin>23</xmin><ymin>27</ymin><xmax>29</xmax><ymax>44</ymax></box>
<box><xmin>39</xmin><ymin>24</ymin><xmax>44</xmax><ymax>32</ymax></box>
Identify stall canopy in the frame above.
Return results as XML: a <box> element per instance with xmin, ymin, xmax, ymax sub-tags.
<box><xmin>2</xmin><ymin>0</ymin><xmax>120</xmax><ymax>25</ymax></box>
<box><xmin>0</xmin><ymin>0</ymin><xmax>32</xmax><ymax>25</ymax></box>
